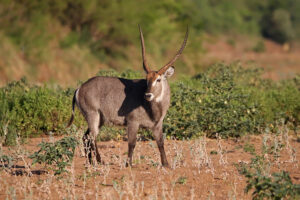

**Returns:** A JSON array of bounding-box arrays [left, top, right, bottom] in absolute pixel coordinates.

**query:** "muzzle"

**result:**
[[144, 93, 154, 101]]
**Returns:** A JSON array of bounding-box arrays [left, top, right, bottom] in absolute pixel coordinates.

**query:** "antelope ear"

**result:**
[[164, 66, 175, 78]]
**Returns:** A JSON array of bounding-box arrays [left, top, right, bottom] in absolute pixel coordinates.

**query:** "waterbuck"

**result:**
[[67, 26, 188, 167]]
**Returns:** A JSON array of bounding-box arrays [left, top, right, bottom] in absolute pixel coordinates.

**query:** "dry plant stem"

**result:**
[[262, 133, 271, 176], [112, 178, 124, 200], [37, 173, 54, 199], [3, 121, 9, 136], [171, 141, 184, 169], [68, 160, 77, 199], [16, 138, 33, 177], [101, 163, 110, 185], [190, 186, 195, 200], [53, 179, 64, 199], [154, 185, 159, 200], [24, 174, 34, 199], [207, 190, 215, 200], [190, 136, 215, 176], [282, 123, 299, 167], [124, 171, 138, 199], [111, 147, 125, 169], [216, 133, 228, 166], [273, 135, 282, 166], [6, 185, 16, 200], [77, 128, 86, 157], [95, 179, 100, 200], [82, 171, 87, 200], [228, 175, 238, 200], [1, 120, 10, 145]]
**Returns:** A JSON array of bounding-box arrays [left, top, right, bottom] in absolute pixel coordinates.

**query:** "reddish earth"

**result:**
[[203, 38, 300, 80], [0, 134, 299, 199]]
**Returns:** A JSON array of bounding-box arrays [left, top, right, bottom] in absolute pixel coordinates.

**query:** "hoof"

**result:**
[[162, 163, 170, 168], [125, 161, 132, 168], [99, 160, 105, 165], [96, 158, 103, 164]]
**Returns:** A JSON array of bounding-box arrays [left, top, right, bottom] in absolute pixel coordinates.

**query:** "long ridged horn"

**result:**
[[139, 25, 151, 73], [158, 27, 189, 75]]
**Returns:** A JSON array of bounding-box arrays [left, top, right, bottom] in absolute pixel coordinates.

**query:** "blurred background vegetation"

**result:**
[[1, 0, 300, 144], [0, 0, 300, 85]]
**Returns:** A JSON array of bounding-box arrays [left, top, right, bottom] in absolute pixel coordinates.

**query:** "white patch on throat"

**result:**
[[155, 80, 165, 102]]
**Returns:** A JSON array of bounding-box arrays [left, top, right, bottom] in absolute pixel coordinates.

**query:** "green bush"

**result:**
[[1, 65, 300, 145], [237, 146, 300, 200], [164, 64, 262, 139], [238, 156, 300, 199], [256, 78, 300, 131], [252, 40, 265, 53], [262, 9, 295, 43], [0, 153, 15, 169], [165, 63, 300, 139], [0, 78, 84, 146], [29, 136, 78, 175]]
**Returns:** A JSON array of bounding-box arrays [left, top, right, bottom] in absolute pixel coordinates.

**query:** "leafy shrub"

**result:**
[[237, 155, 300, 199], [164, 63, 300, 139], [1, 65, 300, 145], [243, 143, 256, 155], [252, 40, 265, 53], [257, 78, 300, 130], [261, 9, 295, 43], [96, 126, 125, 142], [0, 78, 84, 146], [163, 83, 201, 139], [236, 130, 300, 200], [0, 153, 15, 169], [164, 63, 262, 139], [29, 136, 78, 175]]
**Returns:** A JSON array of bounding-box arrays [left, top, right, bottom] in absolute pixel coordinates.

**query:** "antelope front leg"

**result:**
[[126, 122, 139, 167], [153, 124, 169, 167]]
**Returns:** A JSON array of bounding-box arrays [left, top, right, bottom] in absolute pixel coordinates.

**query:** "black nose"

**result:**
[[145, 93, 152, 99]]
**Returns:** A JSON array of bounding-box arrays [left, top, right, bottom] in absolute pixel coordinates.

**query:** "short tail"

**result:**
[[67, 89, 78, 128]]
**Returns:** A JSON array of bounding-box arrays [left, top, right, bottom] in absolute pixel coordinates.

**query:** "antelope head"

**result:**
[[139, 26, 189, 102]]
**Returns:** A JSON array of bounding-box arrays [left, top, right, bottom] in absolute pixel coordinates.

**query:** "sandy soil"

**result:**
[[203, 38, 300, 80], [0, 134, 299, 200]]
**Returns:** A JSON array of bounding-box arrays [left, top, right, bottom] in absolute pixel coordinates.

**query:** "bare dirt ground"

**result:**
[[0, 133, 299, 200]]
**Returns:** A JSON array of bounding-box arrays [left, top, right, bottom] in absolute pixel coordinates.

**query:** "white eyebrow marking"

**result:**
[[155, 79, 165, 102], [152, 80, 156, 87], [152, 75, 161, 87]]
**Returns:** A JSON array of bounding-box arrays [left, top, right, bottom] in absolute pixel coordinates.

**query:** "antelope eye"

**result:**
[[157, 79, 161, 82]]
